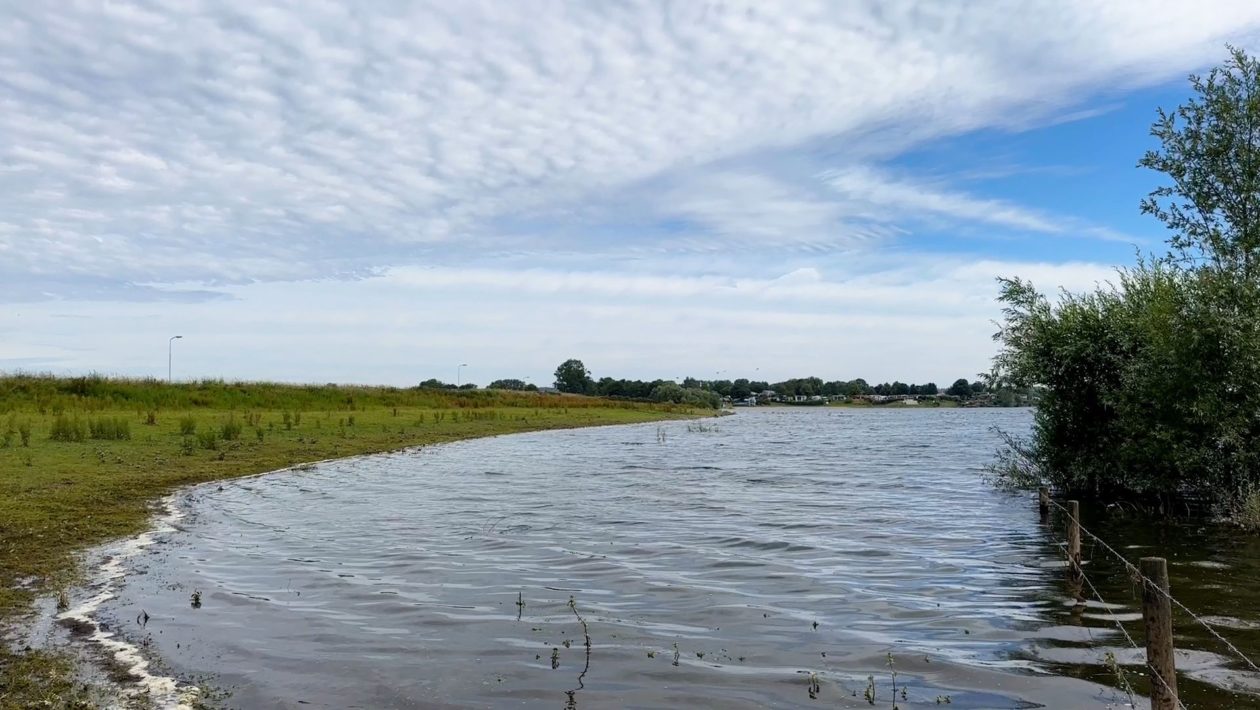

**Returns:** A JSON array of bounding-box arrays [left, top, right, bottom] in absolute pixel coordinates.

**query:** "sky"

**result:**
[[3, 1, 1260, 387]]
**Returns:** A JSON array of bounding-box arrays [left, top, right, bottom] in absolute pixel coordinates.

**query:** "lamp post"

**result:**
[[168, 335, 183, 383], [457, 363, 468, 387]]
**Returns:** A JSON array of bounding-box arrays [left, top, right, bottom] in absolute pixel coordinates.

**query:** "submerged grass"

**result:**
[[0, 374, 697, 707]]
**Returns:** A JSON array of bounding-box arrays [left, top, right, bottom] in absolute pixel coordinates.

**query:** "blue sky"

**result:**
[[3, 2, 1260, 386]]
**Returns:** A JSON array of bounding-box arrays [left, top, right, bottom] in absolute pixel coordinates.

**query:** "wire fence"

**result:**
[[1045, 496, 1260, 708]]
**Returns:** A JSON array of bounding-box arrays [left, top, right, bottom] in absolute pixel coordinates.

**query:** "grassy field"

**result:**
[[0, 375, 697, 707]]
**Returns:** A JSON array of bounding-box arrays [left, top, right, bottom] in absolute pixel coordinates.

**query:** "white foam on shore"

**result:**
[[55, 495, 200, 709]]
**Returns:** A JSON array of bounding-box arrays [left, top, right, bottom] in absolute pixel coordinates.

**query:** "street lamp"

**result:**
[[168, 335, 183, 383], [457, 363, 468, 387]]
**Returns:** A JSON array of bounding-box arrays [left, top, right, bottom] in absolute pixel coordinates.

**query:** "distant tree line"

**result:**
[[417, 378, 481, 391], [553, 359, 722, 409], [418, 360, 1004, 412]]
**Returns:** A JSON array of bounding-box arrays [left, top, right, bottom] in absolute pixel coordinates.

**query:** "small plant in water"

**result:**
[[190, 590, 202, 609], [550, 647, 560, 669], [56, 590, 69, 612]]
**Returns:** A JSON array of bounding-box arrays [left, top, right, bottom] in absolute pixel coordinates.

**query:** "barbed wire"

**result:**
[[1048, 498, 1260, 676], [1071, 553, 1179, 708]]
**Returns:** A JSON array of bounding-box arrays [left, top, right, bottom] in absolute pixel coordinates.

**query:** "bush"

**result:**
[[49, 415, 85, 442], [992, 264, 1260, 504], [179, 416, 197, 436], [88, 417, 131, 441], [18, 420, 30, 447]]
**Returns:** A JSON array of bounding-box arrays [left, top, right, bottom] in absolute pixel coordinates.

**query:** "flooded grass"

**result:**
[[0, 375, 698, 705]]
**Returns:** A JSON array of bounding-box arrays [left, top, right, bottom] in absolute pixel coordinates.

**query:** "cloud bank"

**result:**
[[3, 1, 1258, 381]]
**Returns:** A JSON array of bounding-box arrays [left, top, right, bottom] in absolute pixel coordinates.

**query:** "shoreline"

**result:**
[[1, 403, 702, 707]]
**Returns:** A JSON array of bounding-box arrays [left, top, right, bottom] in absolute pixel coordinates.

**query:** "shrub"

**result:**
[[18, 420, 31, 447], [145, 410, 157, 426], [49, 415, 85, 442], [179, 416, 197, 436]]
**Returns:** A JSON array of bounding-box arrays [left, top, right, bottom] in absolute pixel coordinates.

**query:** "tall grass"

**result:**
[[220, 416, 243, 441], [48, 415, 85, 442], [87, 417, 131, 441], [0, 373, 686, 414]]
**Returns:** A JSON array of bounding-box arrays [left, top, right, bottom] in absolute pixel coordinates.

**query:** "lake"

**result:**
[[61, 408, 1260, 708]]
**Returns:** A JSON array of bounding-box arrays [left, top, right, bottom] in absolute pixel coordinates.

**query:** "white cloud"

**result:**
[[0, 0, 1256, 290], [822, 166, 1063, 233], [2, 1, 1257, 380]]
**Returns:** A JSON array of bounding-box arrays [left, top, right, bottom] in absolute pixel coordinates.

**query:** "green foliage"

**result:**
[[994, 265, 1260, 501], [17, 420, 30, 447], [1140, 46, 1260, 277], [946, 379, 972, 398], [488, 378, 529, 390], [178, 415, 197, 436], [87, 417, 131, 441], [992, 50, 1260, 512], [48, 415, 85, 442], [554, 358, 594, 394], [648, 382, 722, 409]]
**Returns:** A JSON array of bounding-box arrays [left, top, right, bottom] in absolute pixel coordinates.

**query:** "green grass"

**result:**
[[0, 375, 697, 707]]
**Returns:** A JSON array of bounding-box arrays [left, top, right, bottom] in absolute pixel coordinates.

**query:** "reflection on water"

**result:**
[[89, 408, 1260, 708]]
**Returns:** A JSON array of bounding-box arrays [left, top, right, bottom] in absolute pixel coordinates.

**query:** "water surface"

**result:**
[[88, 408, 1260, 708]]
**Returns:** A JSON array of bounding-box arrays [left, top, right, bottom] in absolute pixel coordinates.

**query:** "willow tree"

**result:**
[[992, 49, 1260, 512], [1140, 46, 1260, 277]]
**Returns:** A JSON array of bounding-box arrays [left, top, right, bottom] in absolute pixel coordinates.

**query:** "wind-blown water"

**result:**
[[77, 408, 1260, 708]]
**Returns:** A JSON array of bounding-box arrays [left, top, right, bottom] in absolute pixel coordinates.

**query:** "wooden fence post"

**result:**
[[1066, 500, 1082, 579], [1141, 557, 1178, 710], [1038, 487, 1050, 518]]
